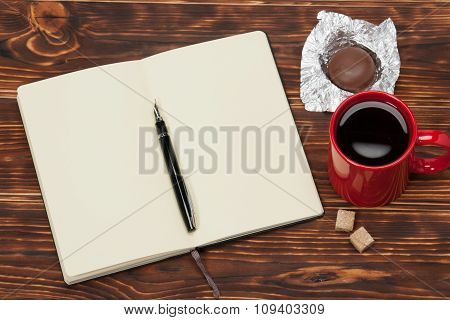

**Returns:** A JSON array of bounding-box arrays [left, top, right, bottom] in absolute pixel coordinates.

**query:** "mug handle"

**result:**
[[410, 130, 450, 174]]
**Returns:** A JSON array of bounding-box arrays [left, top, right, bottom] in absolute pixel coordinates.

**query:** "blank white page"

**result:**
[[142, 31, 323, 246], [18, 61, 196, 283]]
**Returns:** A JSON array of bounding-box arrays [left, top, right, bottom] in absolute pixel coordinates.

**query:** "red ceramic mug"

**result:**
[[329, 91, 450, 207]]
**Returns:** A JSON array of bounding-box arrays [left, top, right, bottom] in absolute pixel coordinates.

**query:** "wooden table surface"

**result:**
[[0, 0, 449, 299]]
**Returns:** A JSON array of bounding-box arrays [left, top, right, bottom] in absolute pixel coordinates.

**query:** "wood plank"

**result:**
[[0, 1, 448, 299], [0, 2, 449, 102], [54, 0, 450, 8]]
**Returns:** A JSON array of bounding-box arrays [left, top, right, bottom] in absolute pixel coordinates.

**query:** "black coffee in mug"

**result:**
[[336, 101, 409, 166]]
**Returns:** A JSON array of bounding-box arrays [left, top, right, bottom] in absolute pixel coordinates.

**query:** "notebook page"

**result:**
[[142, 31, 323, 247], [17, 60, 196, 282]]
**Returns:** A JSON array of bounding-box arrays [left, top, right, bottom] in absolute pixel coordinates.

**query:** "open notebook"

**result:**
[[17, 31, 323, 284]]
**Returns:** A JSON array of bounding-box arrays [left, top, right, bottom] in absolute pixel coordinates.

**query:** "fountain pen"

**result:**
[[153, 102, 196, 232]]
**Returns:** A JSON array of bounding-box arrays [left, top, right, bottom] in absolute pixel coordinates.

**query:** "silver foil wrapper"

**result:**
[[300, 11, 401, 112]]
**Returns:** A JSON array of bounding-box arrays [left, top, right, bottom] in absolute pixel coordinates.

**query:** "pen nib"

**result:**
[[153, 100, 162, 121]]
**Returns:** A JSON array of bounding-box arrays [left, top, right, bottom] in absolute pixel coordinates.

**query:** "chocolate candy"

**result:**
[[327, 46, 376, 92]]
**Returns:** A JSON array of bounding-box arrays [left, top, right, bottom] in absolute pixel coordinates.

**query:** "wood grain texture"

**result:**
[[0, 1, 449, 299]]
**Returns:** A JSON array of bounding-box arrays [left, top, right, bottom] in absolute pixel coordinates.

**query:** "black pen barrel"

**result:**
[[156, 120, 195, 231]]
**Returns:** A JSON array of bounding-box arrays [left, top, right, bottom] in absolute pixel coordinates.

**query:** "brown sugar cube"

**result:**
[[350, 227, 375, 253], [335, 209, 355, 232]]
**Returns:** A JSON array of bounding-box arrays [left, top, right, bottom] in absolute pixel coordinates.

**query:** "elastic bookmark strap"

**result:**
[[191, 249, 220, 299]]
